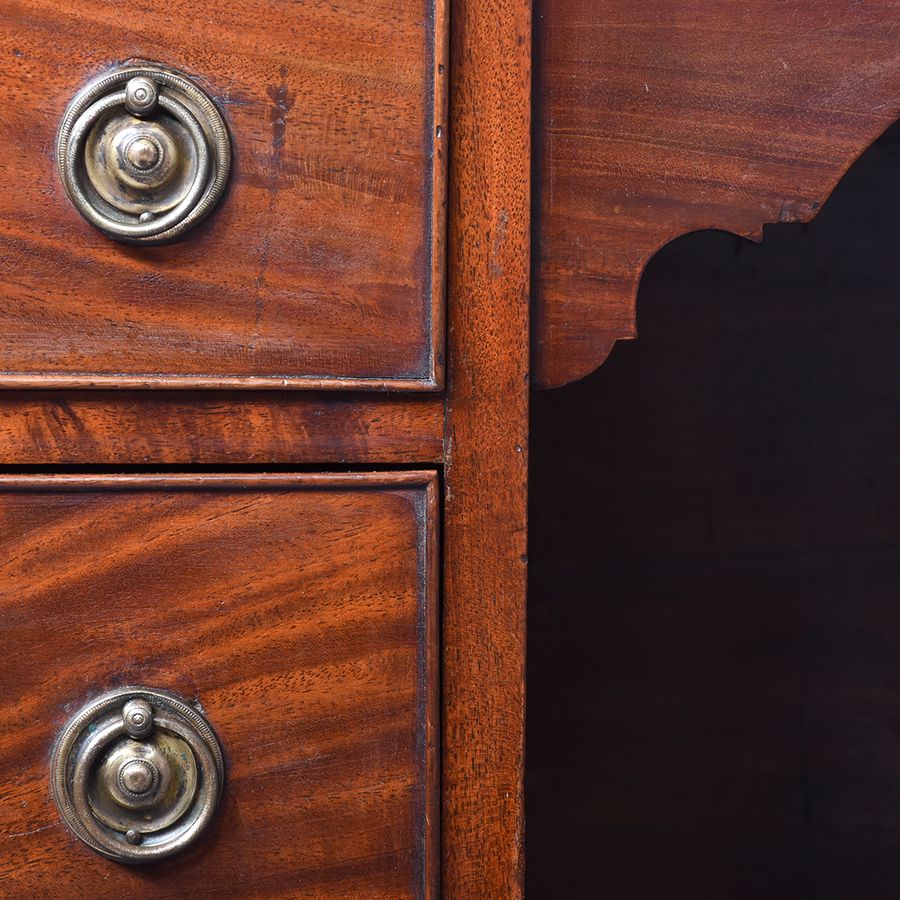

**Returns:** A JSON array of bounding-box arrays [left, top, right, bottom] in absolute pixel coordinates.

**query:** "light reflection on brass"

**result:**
[[51, 686, 224, 864], [57, 64, 231, 243]]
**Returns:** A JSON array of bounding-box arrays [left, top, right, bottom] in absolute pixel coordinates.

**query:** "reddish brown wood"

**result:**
[[0, 472, 438, 898], [0, 392, 444, 464], [533, 0, 900, 388], [442, 0, 530, 893], [0, 0, 446, 390]]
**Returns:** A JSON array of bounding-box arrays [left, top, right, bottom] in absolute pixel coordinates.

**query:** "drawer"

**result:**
[[0, 473, 438, 897], [0, 2, 446, 389]]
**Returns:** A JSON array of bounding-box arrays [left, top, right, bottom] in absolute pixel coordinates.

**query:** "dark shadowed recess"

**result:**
[[527, 122, 900, 899]]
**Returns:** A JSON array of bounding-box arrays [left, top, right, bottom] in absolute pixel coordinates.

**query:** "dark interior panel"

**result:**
[[528, 123, 900, 899]]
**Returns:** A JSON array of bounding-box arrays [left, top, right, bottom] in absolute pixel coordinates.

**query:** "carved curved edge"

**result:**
[[532, 0, 900, 389]]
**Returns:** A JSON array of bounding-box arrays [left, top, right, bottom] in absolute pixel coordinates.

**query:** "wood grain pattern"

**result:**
[[0, 0, 446, 390], [442, 0, 530, 894], [532, 0, 900, 388], [0, 472, 438, 898], [0, 392, 444, 464]]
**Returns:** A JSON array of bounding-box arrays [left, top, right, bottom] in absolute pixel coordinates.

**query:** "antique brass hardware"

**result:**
[[57, 64, 231, 243], [51, 686, 224, 863]]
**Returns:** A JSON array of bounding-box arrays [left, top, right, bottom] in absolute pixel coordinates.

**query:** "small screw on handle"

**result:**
[[124, 77, 158, 117]]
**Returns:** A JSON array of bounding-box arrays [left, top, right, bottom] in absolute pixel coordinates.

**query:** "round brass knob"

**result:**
[[51, 686, 225, 864], [57, 64, 231, 243]]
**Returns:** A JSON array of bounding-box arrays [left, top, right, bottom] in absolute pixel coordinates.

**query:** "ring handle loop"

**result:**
[[57, 65, 231, 244], [51, 686, 225, 864], [64, 90, 211, 240]]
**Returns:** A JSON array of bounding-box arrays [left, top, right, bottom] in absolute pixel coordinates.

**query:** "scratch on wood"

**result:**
[[250, 67, 296, 353], [250, 235, 271, 353], [266, 65, 295, 177], [8, 822, 60, 839]]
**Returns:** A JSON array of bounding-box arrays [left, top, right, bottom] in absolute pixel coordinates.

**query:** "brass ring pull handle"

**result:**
[[51, 686, 225, 864], [57, 64, 231, 243]]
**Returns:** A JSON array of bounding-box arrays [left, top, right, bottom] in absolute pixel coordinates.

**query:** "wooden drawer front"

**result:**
[[0, 473, 438, 898], [0, 2, 445, 390]]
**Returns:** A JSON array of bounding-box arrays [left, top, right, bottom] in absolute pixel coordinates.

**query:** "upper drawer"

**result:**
[[0, 2, 446, 390]]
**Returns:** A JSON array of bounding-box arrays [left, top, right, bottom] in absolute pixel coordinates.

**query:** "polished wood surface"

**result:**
[[532, 0, 900, 388], [0, 392, 443, 464], [0, 473, 438, 898], [0, 0, 446, 389], [442, 0, 529, 894]]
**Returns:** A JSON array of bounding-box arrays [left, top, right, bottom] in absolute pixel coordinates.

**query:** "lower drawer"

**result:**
[[0, 473, 438, 898]]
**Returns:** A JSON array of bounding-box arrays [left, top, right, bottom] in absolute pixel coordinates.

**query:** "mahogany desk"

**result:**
[[0, 0, 897, 895]]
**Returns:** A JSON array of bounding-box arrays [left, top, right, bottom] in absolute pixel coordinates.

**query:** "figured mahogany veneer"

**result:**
[[0, 473, 438, 898], [0, 392, 444, 464], [0, 0, 446, 389], [533, 0, 900, 387]]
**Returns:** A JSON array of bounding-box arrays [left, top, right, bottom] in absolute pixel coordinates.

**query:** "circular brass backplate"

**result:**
[[56, 63, 231, 244], [51, 686, 225, 864]]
